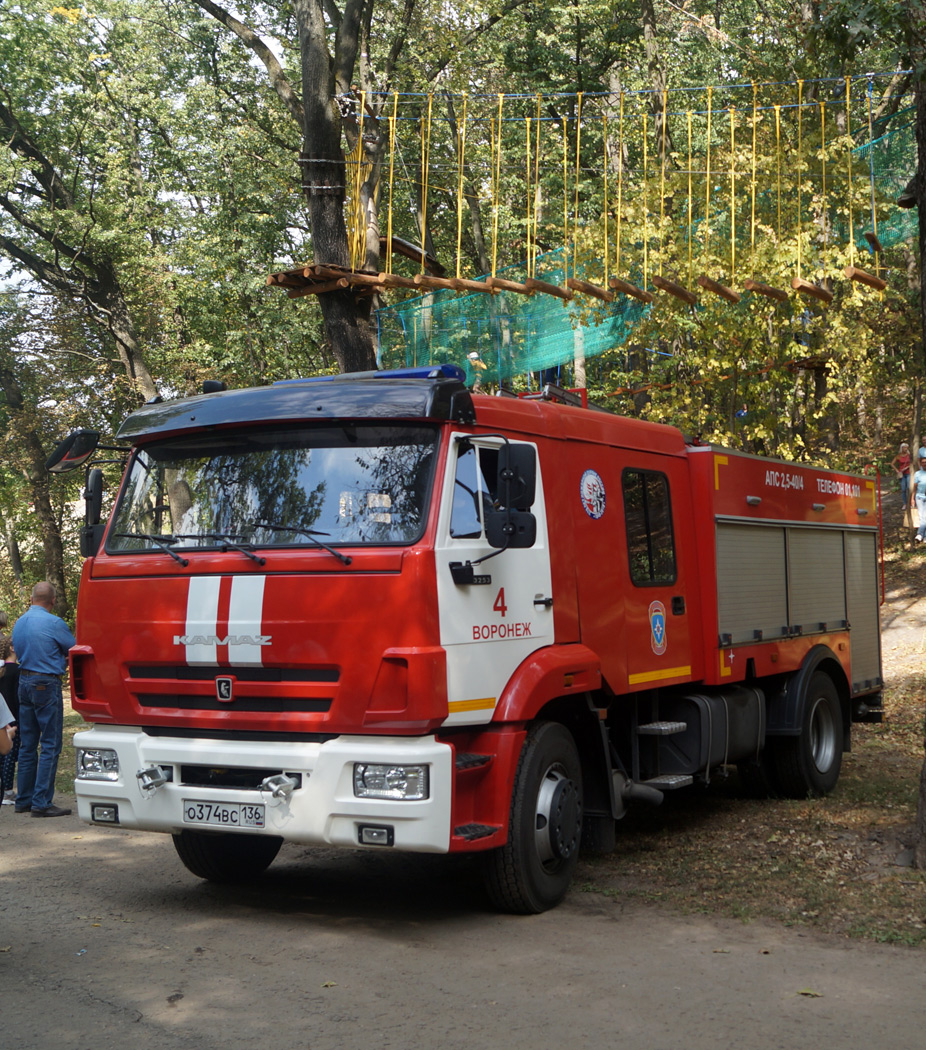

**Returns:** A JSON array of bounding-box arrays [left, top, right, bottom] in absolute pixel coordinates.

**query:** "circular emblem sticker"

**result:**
[[580, 469, 606, 519], [649, 600, 667, 656]]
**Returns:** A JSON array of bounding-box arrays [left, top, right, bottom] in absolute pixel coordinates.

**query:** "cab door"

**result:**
[[434, 434, 554, 727], [619, 461, 693, 690]]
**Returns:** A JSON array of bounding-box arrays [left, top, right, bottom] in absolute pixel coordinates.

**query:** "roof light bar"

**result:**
[[274, 364, 465, 386]]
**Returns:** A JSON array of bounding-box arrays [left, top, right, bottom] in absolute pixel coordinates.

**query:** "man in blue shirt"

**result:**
[[11, 582, 76, 817]]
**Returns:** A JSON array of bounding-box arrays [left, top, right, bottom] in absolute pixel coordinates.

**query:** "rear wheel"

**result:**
[[172, 830, 282, 883], [482, 721, 583, 914], [772, 671, 843, 797]]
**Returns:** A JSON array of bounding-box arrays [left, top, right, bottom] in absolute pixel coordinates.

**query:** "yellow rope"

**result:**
[[616, 93, 624, 276], [729, 106, 736, 282], [386, 91, 398, 276], [845, 76, 855, 266], [562, 115, 569, 276], [819, 99, 827, 279], [796, 79, 803, 278], [525, 114, 532, 279], [455, 94, 468, 280], [532, 95, 542, 278], [603, 113, 609, 286], [350, 91, 367, 271], [687, 110, 693, 285], [704, 86, 712, 265], [750, 83, 757, 277], [572, 92, 584, 280], [492, 93, 503, 278], [643, 111, 649, 288], [659, 89, 667, 278], [775, 104, 782, 272], [420, 93, 434, 275]]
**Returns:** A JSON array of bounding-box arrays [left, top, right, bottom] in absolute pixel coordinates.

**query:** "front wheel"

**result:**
[[172, 830, 283, 883], [771, 671, 843, 798], [482, 721, 583, 914]]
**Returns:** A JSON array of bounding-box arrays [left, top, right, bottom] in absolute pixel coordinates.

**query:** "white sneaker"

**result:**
[[917, 535, 923, 543], [1, 797, 13, 805]]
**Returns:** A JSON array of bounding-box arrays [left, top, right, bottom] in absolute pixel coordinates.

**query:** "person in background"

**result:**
[[892, 441, 912, 508], [0, 692, 16, 806], [467, 351, 488, 392], [10, 582, 76, 817], [911, 448, 926, 544], [0, 610, 20, 804]]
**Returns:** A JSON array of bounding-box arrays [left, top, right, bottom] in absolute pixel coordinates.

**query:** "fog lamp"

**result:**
[[353, 763, 429, 800], [91, 804, 119, 824], [358, 824, 394, 846]]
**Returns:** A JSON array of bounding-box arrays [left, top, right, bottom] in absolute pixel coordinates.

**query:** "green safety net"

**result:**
[[376, 117, 915, 387], [376, 249, 649, 386]]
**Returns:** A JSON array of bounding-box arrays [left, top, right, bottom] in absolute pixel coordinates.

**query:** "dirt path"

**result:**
[[3, 538, 925, 1049], [2, 813, 925, 1050]]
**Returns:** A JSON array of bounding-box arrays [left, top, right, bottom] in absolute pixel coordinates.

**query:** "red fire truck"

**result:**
[[50, 365, 883, 913]]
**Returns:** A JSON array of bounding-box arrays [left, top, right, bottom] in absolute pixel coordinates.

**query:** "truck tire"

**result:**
[[172, 830, 283, 883], [482, 721, 583, 914], [771, 671, 843, 798]]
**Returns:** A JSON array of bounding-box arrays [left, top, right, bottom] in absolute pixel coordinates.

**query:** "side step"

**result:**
[[641, 774, 694, 790], [637, 721, 687, 735], [454, 823, 501, 841], [455, 752, 492, 771]]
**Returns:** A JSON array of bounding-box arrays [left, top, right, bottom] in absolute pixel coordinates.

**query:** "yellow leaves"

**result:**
[[51, 7, 83, 24]]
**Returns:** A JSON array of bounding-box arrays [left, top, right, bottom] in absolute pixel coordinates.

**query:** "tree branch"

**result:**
[[0, 93, 75, 210], [189, 0, 305, 124]]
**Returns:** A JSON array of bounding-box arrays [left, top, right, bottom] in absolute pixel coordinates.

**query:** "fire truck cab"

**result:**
[[56, 365, 882, 913]]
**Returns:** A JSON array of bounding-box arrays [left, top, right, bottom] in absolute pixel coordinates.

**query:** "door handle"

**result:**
[[533, 595, 554, 608]]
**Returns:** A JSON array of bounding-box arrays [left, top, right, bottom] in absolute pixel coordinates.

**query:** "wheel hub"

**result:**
[[534, 765, 581, 865], [809, 696, 837, 773]]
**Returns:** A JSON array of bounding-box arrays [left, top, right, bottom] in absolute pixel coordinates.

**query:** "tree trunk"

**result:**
[[292, 0, 376, 373], [909, 4, 926, 866], [0, 365, 69, 616], [640, 0, 674, 161], [92, 266, 159, 402]]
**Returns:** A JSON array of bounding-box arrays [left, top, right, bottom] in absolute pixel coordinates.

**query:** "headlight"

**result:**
[[76, 748, 120, 781], [353, 763, 429, 800]]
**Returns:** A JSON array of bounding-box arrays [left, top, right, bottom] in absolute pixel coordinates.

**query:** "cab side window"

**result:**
[[622, 469, 677, 585], [449, 443, 501, 538]]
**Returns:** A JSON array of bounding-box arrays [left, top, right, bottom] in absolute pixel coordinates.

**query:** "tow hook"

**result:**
[[259, 773, 299, 800]]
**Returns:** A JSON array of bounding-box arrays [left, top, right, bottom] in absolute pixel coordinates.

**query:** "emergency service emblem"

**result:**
[[215, 676, 234, 703], [648, 600, 667, 656], [579, 469, 606, 519]]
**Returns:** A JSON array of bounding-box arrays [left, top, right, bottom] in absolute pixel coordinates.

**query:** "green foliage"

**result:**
[[0, 0, 922, 605]]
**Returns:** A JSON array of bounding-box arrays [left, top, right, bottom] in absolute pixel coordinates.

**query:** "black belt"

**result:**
[[20, 670, 62, 678]]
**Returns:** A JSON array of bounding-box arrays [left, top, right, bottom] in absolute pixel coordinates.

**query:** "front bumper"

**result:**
[[73, 726, 453, 853]]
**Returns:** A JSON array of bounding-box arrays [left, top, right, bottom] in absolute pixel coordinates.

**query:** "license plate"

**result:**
[[182, 800, 265, 829]]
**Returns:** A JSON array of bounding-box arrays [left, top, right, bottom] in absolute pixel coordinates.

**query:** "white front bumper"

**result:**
[[73, 726, 453, 853]]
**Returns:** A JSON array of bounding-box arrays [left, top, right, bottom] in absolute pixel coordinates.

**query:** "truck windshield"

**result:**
[[107, 424, 438, 553]]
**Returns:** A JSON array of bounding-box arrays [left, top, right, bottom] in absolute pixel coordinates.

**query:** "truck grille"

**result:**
[[126, 664, 337, 714]]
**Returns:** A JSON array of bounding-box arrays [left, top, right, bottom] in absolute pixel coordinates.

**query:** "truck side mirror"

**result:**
[[46, 429, 100, 473], [85, 468, 104, 525], [486, 507, 537, 549], [79, 523, 105, 558], [496, 444, 536, 510]]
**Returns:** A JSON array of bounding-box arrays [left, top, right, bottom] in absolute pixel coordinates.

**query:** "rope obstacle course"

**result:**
[[267, 74, 913, 383]]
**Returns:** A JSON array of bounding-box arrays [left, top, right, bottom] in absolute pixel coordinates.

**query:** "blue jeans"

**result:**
[[916, 494, 926, 541], [901, 473, 910, 506], [16, 673, 64, 811]]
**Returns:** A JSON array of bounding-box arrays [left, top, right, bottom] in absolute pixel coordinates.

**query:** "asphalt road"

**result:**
[[2, 809, 924, 1050]]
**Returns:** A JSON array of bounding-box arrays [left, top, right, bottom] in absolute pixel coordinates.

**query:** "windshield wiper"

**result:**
[[248, 521, 352, 566], [112, 532, 189, 566], [172, 532, 267, 566]]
